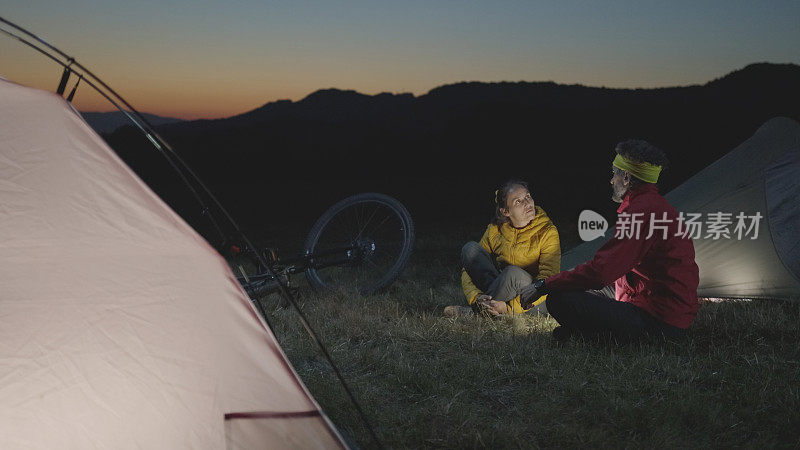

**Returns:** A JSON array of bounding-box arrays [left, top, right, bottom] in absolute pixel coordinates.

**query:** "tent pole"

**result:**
[[1, 16, 384, 448]]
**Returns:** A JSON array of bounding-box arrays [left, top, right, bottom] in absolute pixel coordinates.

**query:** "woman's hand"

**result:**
[[476, 294, 507, 316], [475, 293, 492, 304]]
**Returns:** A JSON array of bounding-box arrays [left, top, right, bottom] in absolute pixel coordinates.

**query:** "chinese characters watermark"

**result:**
[[613, 211, 762, 240]]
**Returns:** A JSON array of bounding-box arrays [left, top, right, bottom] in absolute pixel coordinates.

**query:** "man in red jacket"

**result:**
[[521, 140, 699, 343]]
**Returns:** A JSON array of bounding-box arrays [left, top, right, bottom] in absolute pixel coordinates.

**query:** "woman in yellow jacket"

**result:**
[[449, 180, 561, 316]]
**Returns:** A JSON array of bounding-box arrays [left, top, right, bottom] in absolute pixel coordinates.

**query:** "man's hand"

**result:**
[[519, 279, 548, 310]]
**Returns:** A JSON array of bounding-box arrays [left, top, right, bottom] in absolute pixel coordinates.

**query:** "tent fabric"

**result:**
[[562, 117, 800, 299], [765, 146, 800, 283], [0, 79, 345, 448]]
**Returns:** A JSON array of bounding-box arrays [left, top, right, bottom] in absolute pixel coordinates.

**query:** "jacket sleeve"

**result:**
[[536, 225, 561, 279], [545, 213, 655, 291], [461, 269, 481, 305], [461, 226, 493, 305], [508, 224, 562, 315]]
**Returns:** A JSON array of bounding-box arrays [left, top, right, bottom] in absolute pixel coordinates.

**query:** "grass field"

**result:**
[[257, 230, 800, 449]]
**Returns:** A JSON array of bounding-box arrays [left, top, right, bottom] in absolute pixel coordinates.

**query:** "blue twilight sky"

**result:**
[[2, 0, 798, 119]]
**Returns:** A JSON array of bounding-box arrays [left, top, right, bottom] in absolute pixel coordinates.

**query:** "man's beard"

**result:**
[[611, 184, 627, 203]]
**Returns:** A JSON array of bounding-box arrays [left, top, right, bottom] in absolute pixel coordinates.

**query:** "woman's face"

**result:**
[[502, 185, 536, 227]]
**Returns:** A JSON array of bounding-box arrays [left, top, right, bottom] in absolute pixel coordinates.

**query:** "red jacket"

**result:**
[[546, 184, 699, 328]]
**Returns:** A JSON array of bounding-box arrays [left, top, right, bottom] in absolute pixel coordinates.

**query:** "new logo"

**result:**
[[578, 210, 608, 242]]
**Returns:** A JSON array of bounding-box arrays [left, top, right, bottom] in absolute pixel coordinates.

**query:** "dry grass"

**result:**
[[257, 232, 800, 449]]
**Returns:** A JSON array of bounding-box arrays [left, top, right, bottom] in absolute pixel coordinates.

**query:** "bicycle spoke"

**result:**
[[355, 204, 381, 240], [365, 213, 395, 238], [304, 194, 414, 295]]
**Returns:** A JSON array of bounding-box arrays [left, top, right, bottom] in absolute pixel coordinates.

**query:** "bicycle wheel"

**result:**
[[303, 193, 415, 295]]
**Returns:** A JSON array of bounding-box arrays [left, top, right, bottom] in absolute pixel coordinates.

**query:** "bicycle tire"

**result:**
[[303, 193, 415, 295]]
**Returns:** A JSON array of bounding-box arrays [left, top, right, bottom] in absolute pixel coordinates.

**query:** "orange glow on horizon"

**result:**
[[2, 1, 798, 120], [5, 33, 745, 121]]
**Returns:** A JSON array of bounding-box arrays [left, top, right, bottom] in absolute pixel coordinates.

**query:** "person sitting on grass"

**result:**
[[519, 140, 699, 343], [444, 180, 561, 317]]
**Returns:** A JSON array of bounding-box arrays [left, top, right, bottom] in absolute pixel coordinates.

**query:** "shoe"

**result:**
[[551, 326, 573, 342], [443, 305, 474, 317]]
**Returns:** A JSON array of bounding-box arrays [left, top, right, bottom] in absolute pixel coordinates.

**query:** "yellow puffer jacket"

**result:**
[[461, 205, 561, 314]]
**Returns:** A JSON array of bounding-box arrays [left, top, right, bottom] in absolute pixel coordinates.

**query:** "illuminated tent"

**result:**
[[0, 78, 345, 448], [562, 117, 800, 299]]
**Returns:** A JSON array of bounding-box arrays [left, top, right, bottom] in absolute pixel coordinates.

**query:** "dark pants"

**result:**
[[461, 241, 547, 314], [546, 288, 686, 343]]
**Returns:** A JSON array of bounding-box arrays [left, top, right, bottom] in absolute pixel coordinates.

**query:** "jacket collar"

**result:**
[[617, 183, 658, 213], [499, 205, 550, 239]]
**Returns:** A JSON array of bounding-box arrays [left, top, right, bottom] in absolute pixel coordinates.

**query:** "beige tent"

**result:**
[[0, 79, 346, 448], [562, 117, 800, 299]]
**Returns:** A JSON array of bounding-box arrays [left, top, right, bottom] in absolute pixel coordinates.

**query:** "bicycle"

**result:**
[[0, 17, 416, 301], [226, 192, 415, 298]]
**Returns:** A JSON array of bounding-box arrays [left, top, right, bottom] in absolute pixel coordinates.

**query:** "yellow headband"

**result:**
[[612, 154, 662, 183]]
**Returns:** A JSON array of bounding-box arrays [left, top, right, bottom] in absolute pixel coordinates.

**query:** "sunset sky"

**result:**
[[2, 1, 798, 120]]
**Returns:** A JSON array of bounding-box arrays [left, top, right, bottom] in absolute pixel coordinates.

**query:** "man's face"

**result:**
[[610, 166, 630, 203]]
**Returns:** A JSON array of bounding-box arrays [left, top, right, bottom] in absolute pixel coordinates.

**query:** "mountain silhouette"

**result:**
[[82, 111, 183, 134], [104, 63, 800, 248]]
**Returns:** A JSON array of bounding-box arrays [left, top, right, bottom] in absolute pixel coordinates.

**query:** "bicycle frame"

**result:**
[[235, 242, 367, 297]]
